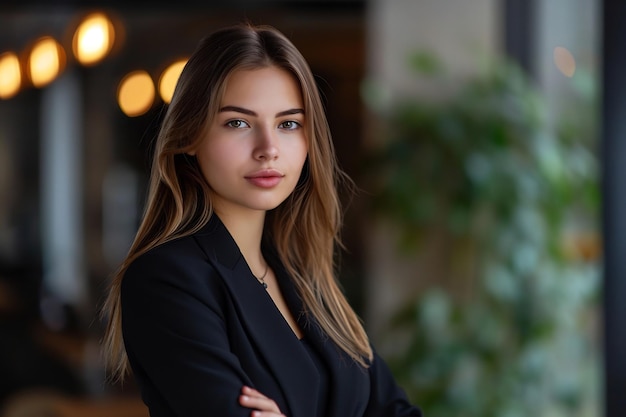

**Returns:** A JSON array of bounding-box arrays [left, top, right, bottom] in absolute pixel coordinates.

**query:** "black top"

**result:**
[[300, 337, 330, 417], [121, 214, 422, 417]]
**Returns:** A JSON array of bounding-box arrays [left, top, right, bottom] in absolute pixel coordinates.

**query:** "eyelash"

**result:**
[[225, 120, 250, 129], [278, 120, 301, 130], [224, 120, 302, 130]]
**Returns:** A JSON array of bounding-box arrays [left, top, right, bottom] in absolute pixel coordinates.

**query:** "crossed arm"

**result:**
[[121, 249, 287, 417]]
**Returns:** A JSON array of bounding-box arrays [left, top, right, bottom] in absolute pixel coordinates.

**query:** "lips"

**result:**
[[244, 169, 284, 188]]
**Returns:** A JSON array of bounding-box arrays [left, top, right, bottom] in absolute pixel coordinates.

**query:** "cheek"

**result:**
[[210, 141, 241, 162], [196, 148, 234, 186], [200, 143, 240, 170], [298, 151, 308, 171], [289, 141, 309, 170]]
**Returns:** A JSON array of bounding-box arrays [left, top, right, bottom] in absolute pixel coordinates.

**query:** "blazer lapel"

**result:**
[[271, 250, 371, 417], [302, 321, 370, 417], [193, 215, 320, 417]]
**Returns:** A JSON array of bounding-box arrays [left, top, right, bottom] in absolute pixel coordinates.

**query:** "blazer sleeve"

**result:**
[[120, 242, 252, 417], [362, 349, 423, 417]]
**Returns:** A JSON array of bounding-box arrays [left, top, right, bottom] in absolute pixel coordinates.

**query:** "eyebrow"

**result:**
[[219, 105, 304, 118]]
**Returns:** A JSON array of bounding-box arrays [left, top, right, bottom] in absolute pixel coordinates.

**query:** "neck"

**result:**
[[215, 207, 266, 268]]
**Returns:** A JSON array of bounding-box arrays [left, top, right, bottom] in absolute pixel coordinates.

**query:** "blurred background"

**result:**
[[0, 0, 621, 416]]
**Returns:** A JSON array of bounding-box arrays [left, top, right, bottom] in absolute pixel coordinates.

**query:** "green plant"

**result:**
[[364, 53, 601, 417]]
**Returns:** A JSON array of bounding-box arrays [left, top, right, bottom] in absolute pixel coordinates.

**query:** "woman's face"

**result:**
[[192, 66, 308, 218]]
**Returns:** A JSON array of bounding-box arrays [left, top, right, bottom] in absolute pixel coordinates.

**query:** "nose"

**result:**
[[253, 126, 279, 161]]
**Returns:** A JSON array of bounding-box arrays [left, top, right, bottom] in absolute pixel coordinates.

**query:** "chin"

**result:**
[[256, 197, 290, 212]]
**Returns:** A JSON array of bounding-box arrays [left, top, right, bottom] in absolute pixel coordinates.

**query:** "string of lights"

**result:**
[[0, 11, 188, 117]]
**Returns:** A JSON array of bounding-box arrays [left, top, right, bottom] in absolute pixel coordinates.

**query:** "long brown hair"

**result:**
[[102, 23, 372, 381]]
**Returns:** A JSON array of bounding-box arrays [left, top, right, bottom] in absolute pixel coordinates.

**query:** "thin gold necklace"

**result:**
[[255, 264, 269, 289]]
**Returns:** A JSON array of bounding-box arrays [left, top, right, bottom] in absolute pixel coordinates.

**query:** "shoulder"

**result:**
[[127, 235, 205, 275], [122, 234, 222, 299], [121, 216, 240, 311]]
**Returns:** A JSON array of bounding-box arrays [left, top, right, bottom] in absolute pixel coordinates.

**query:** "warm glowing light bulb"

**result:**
[[554, 46, 576, 77], [29, 37, 64, 88], [158, 59, 187, 103], [117, 70, 155, 117], [73, 13, 115, 65], [0, 52, 21, 99]]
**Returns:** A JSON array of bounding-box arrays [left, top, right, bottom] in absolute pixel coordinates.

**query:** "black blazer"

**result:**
[[121, 215, 421, 417]]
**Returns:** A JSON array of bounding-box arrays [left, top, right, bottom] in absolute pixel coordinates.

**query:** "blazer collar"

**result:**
[[264, 244, 364, 417], [193, 214, 321, 417], [261, 228, 371, 417]]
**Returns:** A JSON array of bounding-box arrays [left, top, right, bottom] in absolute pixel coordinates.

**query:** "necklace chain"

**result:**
[[255, 264, 269, 289]]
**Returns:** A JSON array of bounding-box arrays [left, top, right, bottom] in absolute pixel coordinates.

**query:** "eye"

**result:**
[[225, 119, 250, 129], [279, 120, 301, 130]]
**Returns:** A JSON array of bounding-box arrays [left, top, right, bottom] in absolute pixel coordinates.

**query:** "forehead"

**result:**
[[220, 66, 304, 110]]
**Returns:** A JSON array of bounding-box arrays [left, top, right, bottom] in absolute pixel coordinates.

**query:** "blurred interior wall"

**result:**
[[364, 0, 499, 342]]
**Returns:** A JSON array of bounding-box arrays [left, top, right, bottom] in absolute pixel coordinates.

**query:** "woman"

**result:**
[[102, 24, 422, 417]]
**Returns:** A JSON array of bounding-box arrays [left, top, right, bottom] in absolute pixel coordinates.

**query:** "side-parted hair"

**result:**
[[102, 23, 373, 381]]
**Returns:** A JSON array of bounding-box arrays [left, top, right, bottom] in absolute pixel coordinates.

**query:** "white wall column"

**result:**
[[40, 69, 86, 322]]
